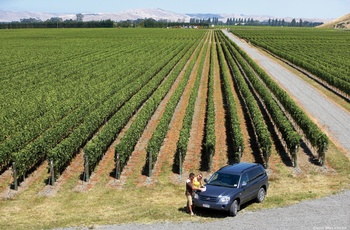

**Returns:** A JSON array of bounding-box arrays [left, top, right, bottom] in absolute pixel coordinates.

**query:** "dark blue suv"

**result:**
[[193, 162, 269, 216]]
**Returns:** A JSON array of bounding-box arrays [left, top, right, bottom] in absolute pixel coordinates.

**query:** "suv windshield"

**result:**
[[207, 172, 240, 188]]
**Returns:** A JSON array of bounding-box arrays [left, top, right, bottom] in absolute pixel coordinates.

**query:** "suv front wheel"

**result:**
[[229, 199, 239, 216], [256, 187, 266, 203]]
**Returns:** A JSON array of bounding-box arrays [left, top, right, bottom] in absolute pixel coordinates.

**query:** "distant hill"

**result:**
[[317, 13, 350, 28], [0, 10, 76, 22], [0, 8, 190, 23], [0, 8, 333, 24], [90, 8, 192, 22]]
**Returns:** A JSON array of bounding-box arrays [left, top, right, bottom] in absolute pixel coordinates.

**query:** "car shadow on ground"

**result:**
[[178, 198, 256, 218], [178, 206, 227, 218]]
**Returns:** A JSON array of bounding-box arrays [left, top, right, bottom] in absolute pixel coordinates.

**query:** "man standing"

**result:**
[[185, 172, 202, 216]]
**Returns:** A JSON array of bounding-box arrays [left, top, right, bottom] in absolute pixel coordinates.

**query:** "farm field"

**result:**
[[229, 26, 350, 97], [0, 28, 349, 230]]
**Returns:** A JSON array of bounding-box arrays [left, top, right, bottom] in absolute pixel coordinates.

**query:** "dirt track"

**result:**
[[222, 29, 350, 158]]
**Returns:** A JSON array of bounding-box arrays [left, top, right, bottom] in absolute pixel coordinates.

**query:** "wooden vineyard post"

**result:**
[[179, 151, 182, 178], [322, 142, 326, 166], [115, 153, 120, 180], [293, 145, 298, 168], [12, 162, 18, 191], [209, 149, 213, 173], [84, 154, 89, 182], [264, 147, 270, 169], [148, 151, 152, 177], [319, 142, 327, 167], [50, 159, 55, 185], [238, 146, 242, 163]]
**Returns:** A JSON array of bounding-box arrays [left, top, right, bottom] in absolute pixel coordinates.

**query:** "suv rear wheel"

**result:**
[[256, 187, 266, 203], [229, 199, 239, 216]]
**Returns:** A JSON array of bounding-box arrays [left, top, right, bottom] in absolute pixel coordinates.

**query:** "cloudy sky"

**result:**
[[1, 0, 349, 19]]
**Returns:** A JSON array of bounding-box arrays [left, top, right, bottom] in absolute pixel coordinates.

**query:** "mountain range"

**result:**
[[0, 8, 333, 23]]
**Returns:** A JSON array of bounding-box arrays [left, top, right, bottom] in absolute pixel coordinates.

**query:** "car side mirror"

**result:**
[[241, 181, 247, 187], [204, 178, 208, 183]]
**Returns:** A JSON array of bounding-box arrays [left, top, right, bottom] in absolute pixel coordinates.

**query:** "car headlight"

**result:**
[[193, 193, 199, 199], [219, 196, 230, 203]]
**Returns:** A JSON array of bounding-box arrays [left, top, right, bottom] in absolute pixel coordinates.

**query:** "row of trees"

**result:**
[[116, 18, 209, 28], [118, 17, 323, 28], [0, 15, 323, 29], [116, 17, 323, 28], [226, 18, 323, 27], [267, 18, 323, 27], [0, 18, 113, 29]]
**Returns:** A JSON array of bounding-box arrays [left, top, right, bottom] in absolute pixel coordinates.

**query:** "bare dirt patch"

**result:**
[[0, 168, 12, 195]]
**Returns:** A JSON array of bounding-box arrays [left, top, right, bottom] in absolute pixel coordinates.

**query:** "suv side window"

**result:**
[[247, 167, 264, 183], [240, 173, 249, 186]]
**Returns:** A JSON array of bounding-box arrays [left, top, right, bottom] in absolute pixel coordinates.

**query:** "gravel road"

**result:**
[[222, 29, 350, 157]]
